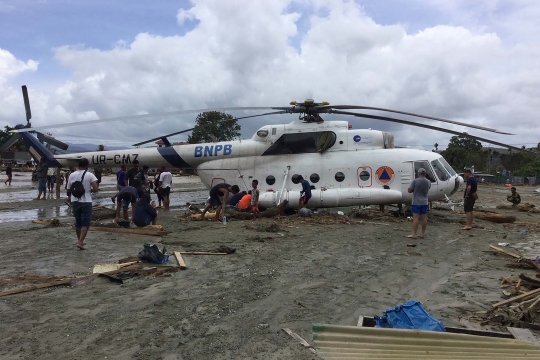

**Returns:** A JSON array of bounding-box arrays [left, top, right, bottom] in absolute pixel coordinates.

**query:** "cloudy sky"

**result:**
[[0, 0, 539, 150]]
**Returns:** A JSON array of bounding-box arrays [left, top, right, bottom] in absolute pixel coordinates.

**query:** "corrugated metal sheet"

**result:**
[[312, 323, 540, 359]]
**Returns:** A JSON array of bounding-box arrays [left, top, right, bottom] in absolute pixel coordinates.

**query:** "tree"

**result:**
[[434, 143, 439, 151], [440, 135, 485, 170], [187, 112, 241, 144], [96, 144, 106, 151]]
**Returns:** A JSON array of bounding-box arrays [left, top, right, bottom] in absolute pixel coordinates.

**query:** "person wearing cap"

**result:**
[[462, 169, 477, 230], [407, 168, 431, 239]]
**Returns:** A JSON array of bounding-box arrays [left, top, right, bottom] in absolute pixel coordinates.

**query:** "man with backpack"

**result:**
[[68, 158, 99, 250]]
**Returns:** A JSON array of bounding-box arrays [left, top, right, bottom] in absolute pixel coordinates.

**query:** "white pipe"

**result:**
[[277, 166, 290, 204]]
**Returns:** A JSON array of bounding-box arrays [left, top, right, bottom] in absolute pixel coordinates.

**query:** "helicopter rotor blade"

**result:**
[[332, 110, 527, 152], [13, 107, 278, 133], [132, 110, 288, 146], [324, 105, 513, 135]]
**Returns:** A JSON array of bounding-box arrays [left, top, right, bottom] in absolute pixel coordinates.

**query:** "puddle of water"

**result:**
[[0, 173, 208, 223]]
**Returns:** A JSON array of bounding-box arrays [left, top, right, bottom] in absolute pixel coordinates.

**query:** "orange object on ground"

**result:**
[[238, 194, 251, 210]]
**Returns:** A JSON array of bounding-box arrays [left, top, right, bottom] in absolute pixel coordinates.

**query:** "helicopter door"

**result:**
[[357, 166, 372, 187]]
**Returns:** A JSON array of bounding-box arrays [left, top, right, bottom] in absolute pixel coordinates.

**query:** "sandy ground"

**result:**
[[1, 175, 540, 360]]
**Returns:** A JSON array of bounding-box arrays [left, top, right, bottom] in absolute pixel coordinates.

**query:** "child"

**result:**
[[251, 180, 260, 214]]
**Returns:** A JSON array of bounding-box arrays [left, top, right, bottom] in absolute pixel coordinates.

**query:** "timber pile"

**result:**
[[496, 203, 538, 213], [483, 245, 540, 330], [475, 212, 516, 224], [32, 219, 61, 227], [189, 200, 289, 221]]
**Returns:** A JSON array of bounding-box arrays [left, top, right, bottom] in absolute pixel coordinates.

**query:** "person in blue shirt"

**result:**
[[297, 175, 312, 214], [116, 165, 127, 191], [133, 192, 158, 227]]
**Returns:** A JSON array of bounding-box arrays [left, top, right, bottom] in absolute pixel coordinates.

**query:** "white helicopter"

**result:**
[[10, 87, 520, 209]]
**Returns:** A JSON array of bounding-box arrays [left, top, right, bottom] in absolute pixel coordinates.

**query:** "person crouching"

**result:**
[[133, 192, 158, 227]]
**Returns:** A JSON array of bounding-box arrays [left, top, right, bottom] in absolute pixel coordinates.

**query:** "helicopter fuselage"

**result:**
[[40, 120, 462, 208]]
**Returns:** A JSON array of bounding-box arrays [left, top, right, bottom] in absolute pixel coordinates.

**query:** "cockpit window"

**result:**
[[431, 160, 450, 181], [414, 161, 437, 183], [438, 157, 457, 176], [262, 131, 336, 156]]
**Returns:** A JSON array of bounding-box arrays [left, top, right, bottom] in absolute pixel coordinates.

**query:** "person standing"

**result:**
[[125, 160, 146, 197], [68, 158, 98, 250], [4, 164, 12, 186], [47, 167, 56, 192], [297, 175, 312, 213], [94, 168, 103, 186], [142, 165, 151, 192], [251, 180, 260, 214], [116, 165, 127, 191], [462, 169, 478, 230], [200, 183, 240, 221], [64, 166, 75, 206], [35, 158, 48, 200], [507, 187, 521, 207], [154, 168, 163, 208], [407, 168, 431, 239], [158, 166, 173, 211]]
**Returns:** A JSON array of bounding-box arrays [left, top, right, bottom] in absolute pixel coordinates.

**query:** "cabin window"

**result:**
[[414, 161, 436, 183], [335, 172, 345, 182], [310, 173, 320, 183], [359, 170, 370, 181], [262, 131, 336, 156], [266, 175, 275, 185], [291, 174, 301, 184], [271, 128, 276, 135], [431, 160, 450, 181]]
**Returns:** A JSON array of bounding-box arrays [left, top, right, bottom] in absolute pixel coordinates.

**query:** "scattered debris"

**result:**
[[282, 328, 316, 354], [93, 261, 139, 274], [87, 226, 168, 237], [173, 251, 187, 270], [475, 212, 516, 224], [32, 219, 61, 227]]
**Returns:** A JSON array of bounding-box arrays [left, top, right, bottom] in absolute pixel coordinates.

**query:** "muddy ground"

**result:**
[[1, 175, 540, 359]]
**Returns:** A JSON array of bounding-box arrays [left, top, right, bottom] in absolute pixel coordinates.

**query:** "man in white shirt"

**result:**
[[158, 166, 173, 211], [67, 158, 99, 250]]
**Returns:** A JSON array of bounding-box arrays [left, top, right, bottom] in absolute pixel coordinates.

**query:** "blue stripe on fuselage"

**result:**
[[157, 147, 192, 169]]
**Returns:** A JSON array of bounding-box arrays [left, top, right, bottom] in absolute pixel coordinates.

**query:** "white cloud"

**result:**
[[1, 0, 540, 150]]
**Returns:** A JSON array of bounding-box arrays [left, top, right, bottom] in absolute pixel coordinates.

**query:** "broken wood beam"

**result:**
[[86, 226, 168, 236], [493, 288, 540, 308], [179, 252, 227, 255], [476, 212, 516, 224], [282, 328, 316, 354], [518, 273, 540, 287], [489, 245, 521, 259], [0, 278, 72, 297], [174, 251, 187, 270]]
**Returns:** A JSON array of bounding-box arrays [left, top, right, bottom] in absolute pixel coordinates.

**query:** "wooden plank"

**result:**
[[507, 327, 540, 347], [282, 328, 317, 354], [493, 288, 540, 308], [179, 252, 227, 255], [87, 226, 168, 236], [174, 251, 187, 270], [0, 279, 72, 297], [357, 316, 364, 327], [489, 245, 521, 259], [32, 220, 51, 226]]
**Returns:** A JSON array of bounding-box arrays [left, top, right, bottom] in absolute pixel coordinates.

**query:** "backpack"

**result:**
[[70, 170, 87, 199]]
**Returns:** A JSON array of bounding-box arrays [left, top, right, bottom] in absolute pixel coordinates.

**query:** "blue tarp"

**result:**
[[374, 300, 446, 332]]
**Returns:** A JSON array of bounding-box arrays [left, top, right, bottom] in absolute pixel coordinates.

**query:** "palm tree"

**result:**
[[96, 144, 106, 151], [434, 143, 439, 151]]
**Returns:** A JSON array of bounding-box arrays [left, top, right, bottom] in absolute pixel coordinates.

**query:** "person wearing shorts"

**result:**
[[4, 164, 12, 186], [35, 158, 48, 200], [407, 168, 431, 239], [462, 169, 478, 230], [297, 176, 312, 214], [201, 183, 240, 221], [67, 158, 99, 250], [113, 186, 139, 222], [64, 166, 75, 206], [158, 166, 173, 211]]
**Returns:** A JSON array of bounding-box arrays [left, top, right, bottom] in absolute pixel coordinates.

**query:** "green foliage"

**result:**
[[96, 144, 106, 151], [440, 136, 486, 171], [187, 112, 241, 144]]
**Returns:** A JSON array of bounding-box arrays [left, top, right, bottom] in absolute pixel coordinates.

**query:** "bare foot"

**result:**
[[111, 196, 115, 203], [77, 244, 85, 250], [461, 227, 472, 230], [406, 235, 417, 239]]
